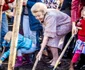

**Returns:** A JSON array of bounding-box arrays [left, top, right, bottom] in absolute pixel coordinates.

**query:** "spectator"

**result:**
[[0, 31, 37, 67], [60, 0, 72, 59], [20, 0, 43, 49], [0, 0, 14, 51], [70, 6, 85, 70], [60, 0, 72, 16], [71, 0, 85, 69], [71, 0, 85, 35], [41, 0, 59, 9]]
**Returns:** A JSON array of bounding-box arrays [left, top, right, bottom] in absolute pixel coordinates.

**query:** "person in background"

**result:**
[[71, 0, 85, 69], [0, 31, 37, 67], [31, 2, 72, 68], [0, 0, 14, 52], [69, 7, 85, 70], [71, 0, 85, 35], [60, 0, 72, 16], [60, 0, 73, 59], [20, 0, 43, 49], [41, 0, 59, 9]]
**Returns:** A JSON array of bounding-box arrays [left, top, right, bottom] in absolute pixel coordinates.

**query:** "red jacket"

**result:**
[[78, 19, 85, 36], [2, 0, 14, 11], [71, 0, 85, 22]]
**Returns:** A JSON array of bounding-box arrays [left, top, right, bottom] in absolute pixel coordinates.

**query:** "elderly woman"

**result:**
[[31, 2, 72, 67]]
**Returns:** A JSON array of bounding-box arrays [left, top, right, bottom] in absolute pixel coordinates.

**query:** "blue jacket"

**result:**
[[2, 34, 32, 49], [0, 34, 32, 61], [21, 0, 42, 31]]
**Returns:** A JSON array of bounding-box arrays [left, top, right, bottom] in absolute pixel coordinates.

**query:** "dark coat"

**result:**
[[26, 0, 42, 31], [60, 0, 72, 16]]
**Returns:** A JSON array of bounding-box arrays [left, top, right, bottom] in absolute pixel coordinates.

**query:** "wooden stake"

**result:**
[[8, 0, 23, 70], [32, 58, 39, 70], [53, 35, 74, 70]]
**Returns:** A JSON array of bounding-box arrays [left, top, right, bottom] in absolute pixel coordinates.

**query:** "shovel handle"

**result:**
[[32, 58, 39, 70]]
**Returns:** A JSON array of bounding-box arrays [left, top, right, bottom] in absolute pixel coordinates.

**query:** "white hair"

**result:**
[[4, 31, 12, 43], [31, 2, 47, 16]]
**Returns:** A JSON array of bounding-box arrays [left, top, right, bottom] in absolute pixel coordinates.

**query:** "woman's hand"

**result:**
[[36, 36, 49, 60]]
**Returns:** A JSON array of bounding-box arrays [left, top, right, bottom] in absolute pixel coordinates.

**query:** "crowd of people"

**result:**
[[0, 0, 85, 70]]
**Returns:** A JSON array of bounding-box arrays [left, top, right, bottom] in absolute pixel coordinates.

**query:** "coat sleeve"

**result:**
[[71, 0, 80, 22], [44, 15, 57, 38]]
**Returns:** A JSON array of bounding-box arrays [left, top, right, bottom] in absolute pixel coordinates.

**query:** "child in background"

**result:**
[[0, 31, 36, 67], [69, 7, 85, 70]]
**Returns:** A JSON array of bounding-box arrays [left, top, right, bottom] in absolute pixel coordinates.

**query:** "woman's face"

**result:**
[[35, 12, 44, 23]]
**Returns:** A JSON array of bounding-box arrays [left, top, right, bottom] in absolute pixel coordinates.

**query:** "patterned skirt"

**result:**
[[73, 39, 85, 54]]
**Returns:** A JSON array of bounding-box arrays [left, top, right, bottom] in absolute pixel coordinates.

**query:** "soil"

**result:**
[[0, 53, 85, 70], [0, 54, 71, 70], [0, 47, 85, 70]]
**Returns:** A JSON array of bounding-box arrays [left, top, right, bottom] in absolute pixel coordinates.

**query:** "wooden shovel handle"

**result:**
[[32, 58, 39, 70]]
